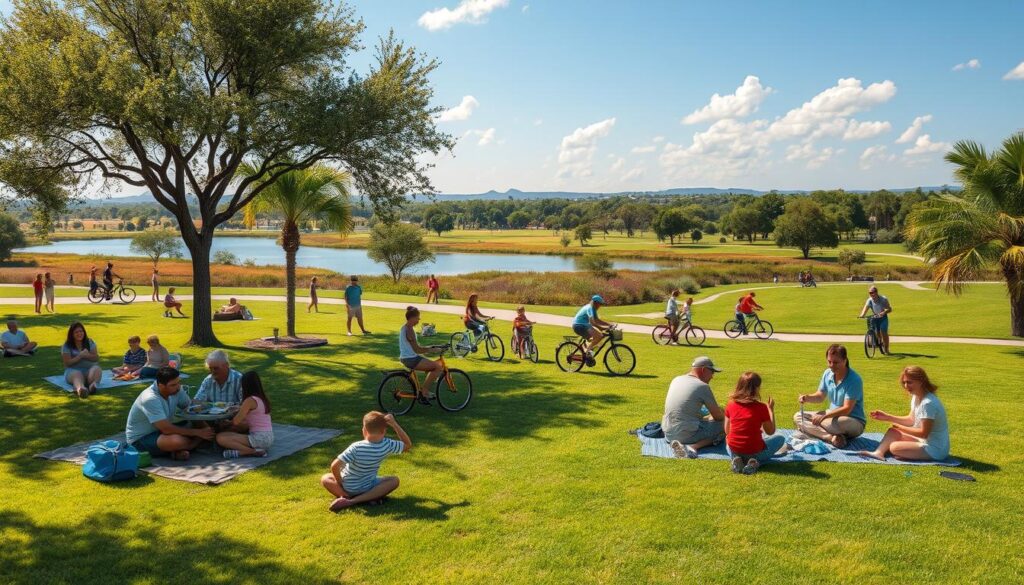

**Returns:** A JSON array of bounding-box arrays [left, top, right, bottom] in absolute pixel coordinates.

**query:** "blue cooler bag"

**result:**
[[82, 440, 139, 482]]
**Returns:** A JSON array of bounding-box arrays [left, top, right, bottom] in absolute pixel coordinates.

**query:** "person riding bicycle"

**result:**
[[858, 285, 893, 354], [399, 306, 445, 406], [512, 306, 535, 356], [737, 292, 763, 336], [89, 265, 99, 296], [573, 295, 612, 355], [102, 261, 122, 300], [463, 294, 493, 339], [665, 289, 681, 340]]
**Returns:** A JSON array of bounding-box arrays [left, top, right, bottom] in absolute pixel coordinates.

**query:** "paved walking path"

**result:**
[[3, 292, 1022, 348]]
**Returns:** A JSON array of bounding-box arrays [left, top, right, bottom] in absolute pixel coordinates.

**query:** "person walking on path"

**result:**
[[43, 272, 56, 313], [150, 269, 160, 302], [426, 274, 439, 304], [345, 276, 370, 335], [32, 274, 43, 314], [308, 276, 320, 313]]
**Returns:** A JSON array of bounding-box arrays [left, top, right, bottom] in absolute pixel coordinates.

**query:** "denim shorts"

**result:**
[[343, 476, 382, 498], [572, 324, 592, 337], [129, 422, 190, 458], [875, 315, 889, 333], [400, 356, 424, 370]]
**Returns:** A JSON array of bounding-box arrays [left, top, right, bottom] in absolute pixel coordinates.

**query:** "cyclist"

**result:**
[[665, 289, 681, 341], [512, 306, 535, 356], [102, 261, 122, 300], [399, 306, 444, 406], [572, 295, 611, 354], [89, 265, 99, 296], [463, 294, 493, 339], [736, 291, 763, 335], [858, 285, 893, 354]]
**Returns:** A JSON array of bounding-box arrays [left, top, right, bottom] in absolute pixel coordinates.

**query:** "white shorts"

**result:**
[[248, 431, 274, 450], [347, 306, 363, 318]]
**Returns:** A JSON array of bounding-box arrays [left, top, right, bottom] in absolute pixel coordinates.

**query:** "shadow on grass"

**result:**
[[759, 461, 831, 480], [953, 456, 1000, 473], [356, 495, 471, 522], [886, 352, 939, 360], [0, 510, 333, 585]]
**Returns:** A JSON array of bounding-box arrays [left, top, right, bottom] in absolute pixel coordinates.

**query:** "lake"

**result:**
[[16, 237, 669, 276]]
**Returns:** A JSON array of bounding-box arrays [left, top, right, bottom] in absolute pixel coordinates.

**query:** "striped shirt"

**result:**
[[194, 369, 243, 404], [123, 348, 147, 366], [339, 438, 404, 494]]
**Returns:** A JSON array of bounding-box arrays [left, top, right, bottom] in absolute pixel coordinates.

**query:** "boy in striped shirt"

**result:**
[[322, 411, 411, 511]]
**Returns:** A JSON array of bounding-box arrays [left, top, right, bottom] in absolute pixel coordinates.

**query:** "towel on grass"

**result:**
[[637, 428, 961, 467], [43, 370, 190, 393], [35, 423, 342, 485]]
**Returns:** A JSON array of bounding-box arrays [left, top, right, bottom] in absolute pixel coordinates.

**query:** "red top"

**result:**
[[32, 280, 43, 292], [725, 400, 771, 454], [513, 315, 530, 329], [427, 277, 438, 290], [738, 295, 757, 313]]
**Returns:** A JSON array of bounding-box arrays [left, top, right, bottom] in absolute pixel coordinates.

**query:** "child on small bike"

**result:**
[[321, 410, 411, 511], [512, 306, 535, 355]]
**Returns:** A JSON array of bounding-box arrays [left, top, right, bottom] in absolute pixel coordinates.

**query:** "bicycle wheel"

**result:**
[[377, 372, 417, 416], [484, 333, 505, 362], [87, 289, 104, 304], [684, 325, 707, 346], [724, 320, 743, 339], [527, 338, 539, 363], [449, 332, 471, 358], [555, 341, 586, 373], [652, 325, 673, 346], [604, 343, 637, 376], [119, 287, 137, 304], [436, 368, 473, 412], [753, 320, 773, 339], [864, 331, 877, 358]]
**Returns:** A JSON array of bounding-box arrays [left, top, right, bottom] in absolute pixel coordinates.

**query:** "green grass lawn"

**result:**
[[0, 299, 1021, 583]]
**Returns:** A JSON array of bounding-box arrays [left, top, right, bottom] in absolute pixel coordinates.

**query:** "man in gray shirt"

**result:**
[[663, 356, 725, 458]]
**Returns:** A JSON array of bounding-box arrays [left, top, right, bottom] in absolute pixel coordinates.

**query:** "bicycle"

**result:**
[[724, 311, 774, 339], [862, 315, 887, 358], [450, 317, 505, 362], [511, 325, 539, 363], [652, 316, 706, 346], [801, 279, 817, 288], [88, 279, 136, 304], [377, 346, 472, 415], [555, 324, 636, 376]]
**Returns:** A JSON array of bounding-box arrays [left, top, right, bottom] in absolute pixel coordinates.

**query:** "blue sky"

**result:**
[[3, 0, 1023, 194]]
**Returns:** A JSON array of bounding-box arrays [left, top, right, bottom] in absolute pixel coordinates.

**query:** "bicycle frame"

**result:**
[[400, 353, 455, 398]]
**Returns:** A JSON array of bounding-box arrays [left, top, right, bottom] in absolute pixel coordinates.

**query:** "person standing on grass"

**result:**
[[308, 276, 320, 313], [32, 274, 43, 314], [725, 371, 784, 475], [150, 268, 160, 302], [426, 274, 439, 304], [89, 265, 98, 296], [794, 344, 866, 448], [43, 272, 56, 313], [217, 371, 274, 459], [858, 366, 950, 462], [2, 320, 38, 357], [858, 285, 893, 354], [125, 366, 214, 461], [666, 356, 726, 459], [344, 275, 370, 335], [321, 410, 411, 511]]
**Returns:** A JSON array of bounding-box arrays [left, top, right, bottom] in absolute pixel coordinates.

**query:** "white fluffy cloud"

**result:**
[[843, 120, 892, 141], [896, 115, 933, 144], [682, 75, 773, 125], [621, 166, 645, 182], [419, 0, 509, 31], [767, 78, 896, 140], [609, 157, 626, 173], [1004, 61, 1024, 80], [438, 95, 480, 122], [785, 143, 842, 169], [904, 134, 950, 156], [463, 127, 496, 146], [859, 145, 896, 169], [952, 58, 981, 71], [631, 145, 656, 154], [557, 118, 616, 179]]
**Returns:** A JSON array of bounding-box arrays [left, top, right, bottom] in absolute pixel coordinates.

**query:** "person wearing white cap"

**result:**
[[665, 356, 726, 458], [571, 295, 612, 355]]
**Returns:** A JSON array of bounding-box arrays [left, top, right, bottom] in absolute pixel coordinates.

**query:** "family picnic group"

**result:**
[[660, 345, 949, 475]]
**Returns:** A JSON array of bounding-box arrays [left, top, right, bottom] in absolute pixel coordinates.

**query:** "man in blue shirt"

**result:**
[[344, 275, 370, 336], [793, 344, 866, 448], [572, 295, 612, 354], [125, 367, 213, 459]]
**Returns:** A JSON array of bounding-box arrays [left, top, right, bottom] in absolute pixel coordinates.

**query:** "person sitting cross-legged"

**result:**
[[666, 356, 726, 459], [125, 366, 214, 461], [794, 344, 866, 448], [2, 320, 37, 357], [321, 410, 411, 511]]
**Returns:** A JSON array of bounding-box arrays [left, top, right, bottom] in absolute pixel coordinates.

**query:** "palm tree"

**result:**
[[906, 132, 1024, 337], [239, 164, 354, 337]]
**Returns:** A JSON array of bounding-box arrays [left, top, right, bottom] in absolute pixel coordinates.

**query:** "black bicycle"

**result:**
[[724, 311, 774, 339], [377, 346, 472, 415], [862, 315, 887, 358], [555, 325, 636, 376], [88, 279, 136, 304]]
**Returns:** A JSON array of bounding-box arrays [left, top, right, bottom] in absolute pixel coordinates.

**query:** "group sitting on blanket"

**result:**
[[124, 350, 274, 461], [213, 298, 250, 321], [661, 344, 949, 473]]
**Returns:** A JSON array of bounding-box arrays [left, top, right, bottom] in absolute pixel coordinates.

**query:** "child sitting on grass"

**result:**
[[724, 371, 785, 475], [217, 371, 274, 458], [512, 306, 535, 355], [321, 411, 411, 512], [112, 336, 146, 378]]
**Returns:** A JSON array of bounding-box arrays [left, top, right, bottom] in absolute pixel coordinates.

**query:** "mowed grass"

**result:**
[[0, 298, 1021, 583]]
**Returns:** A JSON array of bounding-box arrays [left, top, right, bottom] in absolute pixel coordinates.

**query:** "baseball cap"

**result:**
[[691, 356, 722, 372], [591, 295, 605, 304]]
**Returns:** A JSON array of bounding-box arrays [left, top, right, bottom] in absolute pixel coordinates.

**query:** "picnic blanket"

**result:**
[[637, 428, 961, 467], [35, 423, 343, 485], [43, 370, 190, 393]]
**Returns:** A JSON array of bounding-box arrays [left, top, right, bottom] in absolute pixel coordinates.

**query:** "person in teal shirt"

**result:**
[[572, 295, 612, 353], [344, 275, 370, 336], [794, 344, 866, 448]]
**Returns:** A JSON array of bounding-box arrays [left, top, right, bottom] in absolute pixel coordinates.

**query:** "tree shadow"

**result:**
[[0, 510, 334, 584]]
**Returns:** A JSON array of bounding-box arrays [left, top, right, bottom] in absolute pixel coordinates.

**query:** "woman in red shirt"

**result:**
[[32, 273, 43, 314], [725, 371, 785, 474], [426, 275, 439, 304]]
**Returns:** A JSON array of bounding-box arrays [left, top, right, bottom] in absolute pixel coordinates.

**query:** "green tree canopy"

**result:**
[[0, 212, 27, 261], [129, 230, 184, 266], [574, 224, 592, 246], [368, 223, 434, 283], [837, 248, 866, 275], [773, 198, 839, 259], [426, 212, 456, 236]]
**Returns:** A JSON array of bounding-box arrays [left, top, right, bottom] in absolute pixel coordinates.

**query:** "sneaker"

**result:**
[[347, 332, 352, 336], [223, 450, 240, 459], [329, 497, 356, 512], [670, 441, 699, 460], [362, 330, 371, 335], [417, 395, 432, 406], [742, 459, 760, 475], [730, 456, 744, 473]]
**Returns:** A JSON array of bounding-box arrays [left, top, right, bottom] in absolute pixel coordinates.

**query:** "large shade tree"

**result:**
[[240, 164, 354, 338], [0, 0, 451, 345], [907, 133, 1024, 337]]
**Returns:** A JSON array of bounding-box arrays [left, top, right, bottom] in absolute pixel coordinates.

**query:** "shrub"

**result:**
[[243, 258, 257, 267], [578, 253, 616, 278], [874, 228, 903, 244], [677, 276, 700, 295], [213, 250, 238, 265], [559, 234, 571, 248], [719, 236, 727, 243]]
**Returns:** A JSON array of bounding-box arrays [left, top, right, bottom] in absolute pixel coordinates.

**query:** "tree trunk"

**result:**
[[182, 233, 219, 346], [282, 221, 300, 338], [1005, 265, 1024, 337], [802, 246, 810, 259]]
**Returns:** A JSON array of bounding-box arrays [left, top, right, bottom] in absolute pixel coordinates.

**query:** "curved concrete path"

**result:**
[[3, 292, 1022, 348]]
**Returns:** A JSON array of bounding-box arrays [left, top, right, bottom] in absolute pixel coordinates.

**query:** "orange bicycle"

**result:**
[[376, 346, 473, 415]]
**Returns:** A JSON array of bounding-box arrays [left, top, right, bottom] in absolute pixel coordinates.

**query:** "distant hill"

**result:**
[[415, 185, 958, 201]]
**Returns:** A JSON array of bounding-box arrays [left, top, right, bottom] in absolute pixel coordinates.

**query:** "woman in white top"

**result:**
[[399, 306, 444, 405], [665, 289, 680, 339], [858, 366, 950, 461]]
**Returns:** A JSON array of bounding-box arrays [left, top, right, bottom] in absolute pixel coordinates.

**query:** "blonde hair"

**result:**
[[363, 411, 388, 434], [901, 366, 938, 393], [516, 305, 526, 313], [146, 334, 160, 345], [728, 371, 763, 403]]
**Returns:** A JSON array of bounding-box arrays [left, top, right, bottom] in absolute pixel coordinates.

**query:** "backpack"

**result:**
[[421, 323, 436, 336], [242, 308, 254, 321], [82, 440, 139, 482], [639, 422, 664, 439]]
